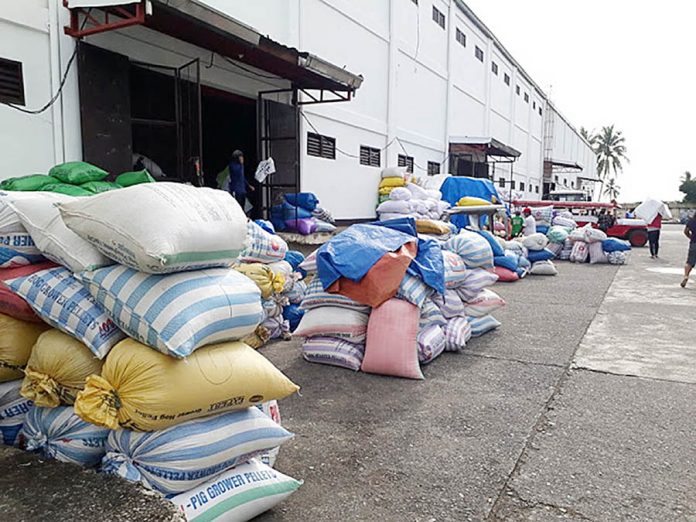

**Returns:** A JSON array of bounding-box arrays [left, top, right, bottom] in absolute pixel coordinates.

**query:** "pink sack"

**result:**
[[0, 261, 58, 322], [361, 298, 423, 380], [491, 266, 519, 282]]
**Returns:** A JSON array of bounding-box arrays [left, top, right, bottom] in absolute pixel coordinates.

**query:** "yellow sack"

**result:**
[[233, 263, 285, 299], [456, 196, 492, 207], [0, 313, 50, 382], [416, 219, 451, 235], [378, 186, 395, 196], [379, 177, 405, 189], [242, 325, 272, 349], [74, 339, 299, 431], [21, 329, 103, 407]]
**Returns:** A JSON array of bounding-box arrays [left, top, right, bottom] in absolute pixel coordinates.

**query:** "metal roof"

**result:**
[[449, 137, 521, 158]]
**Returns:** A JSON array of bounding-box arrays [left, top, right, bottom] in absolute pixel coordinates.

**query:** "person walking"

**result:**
[[681, 212, 696, 287], [522, 207, 536, 236], [228, 150, 254, 211], [647, 212, 662, 258], [511, 210, 524, 238]]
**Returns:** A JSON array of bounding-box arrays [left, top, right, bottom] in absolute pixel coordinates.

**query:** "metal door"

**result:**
[[176, 59, 203, 185]]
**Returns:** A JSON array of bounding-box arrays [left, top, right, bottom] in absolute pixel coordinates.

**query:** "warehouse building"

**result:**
[[0, 0, 597, 220]]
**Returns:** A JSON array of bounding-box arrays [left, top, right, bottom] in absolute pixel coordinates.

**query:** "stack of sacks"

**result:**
[[566, 225, 614, 265], [1, 183, 301, 518], [271, 192, 336, 235], [552, 211, 578, 230], [280, 250, 308, 333], [521, 233, 558, 275], [602, 238, 631, 265], [531, 205, 554, 235], [545, 225, 570, 258], [1, 161, 154, 196], [480, 230, 523, 282], [376, 168, 451, 227], [377, 167, 408, 203]]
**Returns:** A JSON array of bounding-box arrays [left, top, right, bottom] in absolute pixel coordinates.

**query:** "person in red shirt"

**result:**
[[647, 213, 662, 258]]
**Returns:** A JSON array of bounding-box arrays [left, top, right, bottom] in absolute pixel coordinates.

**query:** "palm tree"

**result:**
[[603, 177, 620, 200], [579, 127, 597, 147], [595, 125, 629, 181], [682, 171, 692, 183]]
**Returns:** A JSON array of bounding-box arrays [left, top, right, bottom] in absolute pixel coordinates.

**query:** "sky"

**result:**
[[464, 0, 696, 202]]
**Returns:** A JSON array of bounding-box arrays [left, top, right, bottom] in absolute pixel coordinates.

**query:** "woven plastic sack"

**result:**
[[60, 183, 248, 273], [234, 263, 285, 299], [552, 216, 577, 229], [49, 161, 108, 185], [21, 329, 104, 408], [468, 315, 501, 337], [239, 221, 288, 264], [0, 232, 44, 268], [569, 226, 591, 242], [362, 298, 422, 379], [379, 177, 406, 189], [0, 174, 56, 192], [74, 339, 299, 431], [294, 307, 369, 342], [432, 289, 465, 319], [417, 324, 446, 364], [0, 380, 32, 446], [547, 226, 570, 244], [464, 288, 506, 317], [475, 229, 505, 257], [532, 205, 554, 223], [584, 227, 608, 243], [570, 241, 589, 263], [396, 272, 434, 308], [547, 242, 563, 257], [419, 298, 447, 329], [522, 233, 549, 251], [588, 242, 609, 264], [79, 181, 121, 194], [602, 238, 631, 252], [171, 459, 302, 522], [300, 277, 370, 312], [0, 191, 31, 234], [492, 266, 519, 282], [530, 260, 558, 275], [115, 169, 155, 187], [6, 267, 125, 359], [454, 268, 499, 302], [19, 406, 109, 467], [0, 313, 50, 383], [0, 262, 57, 322], [442, 250, 468, 289], [381, 167, 407, 179], [527, 248, 555, 263], [389, 187, 412, 201], [42, 183, 93, 197], [101, 407, 294, 495], [77, 266, 263, 358], [443, 316, 472, 352], [456, 196, 491, 207], [607, 251, 627, 265], [444, 230, 494, 268], [302, 336, 365, 371], [9, 193, 112, 272]]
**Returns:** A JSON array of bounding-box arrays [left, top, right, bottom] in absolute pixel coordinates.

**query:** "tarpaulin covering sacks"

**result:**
[[101, 407, 294, 495], [59, 183, 248, 274], [361, 298, 423, 380], [0, 262, 58, 322], [301, 337, 365, 371], [19, 406, 109, 467], [170, 459, 302, 522], [0, 232, 44, 268], [602, 238, 631, 252], [468, 315, 501, 337], [0, 380, 32, 446], [21, 329, 103, 408], [300, 278, 370, 312], [293, 307, 369, 342], [440, 176, 504, 228], [417, 325, 446, 364], [7, 267, 121, 358], [74, 339, 299, 431], [76, 266, 263, 359], [239, 221, 288, 264], [443, 317, 472, 352], [0, 313, 50, 382], [9, 193, 112, 272], [444, 230, 494, 269]]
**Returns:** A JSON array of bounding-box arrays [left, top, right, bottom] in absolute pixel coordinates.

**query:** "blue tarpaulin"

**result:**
[[316, 217, 445, 295], [440, 176, 507, 229]]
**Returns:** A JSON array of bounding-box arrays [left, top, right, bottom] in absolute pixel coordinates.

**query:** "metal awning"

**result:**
[[576, 173, 601, 182], [449, 137, 521, 159], [546, 159, 583, 171], [65, 0, 363, 93]]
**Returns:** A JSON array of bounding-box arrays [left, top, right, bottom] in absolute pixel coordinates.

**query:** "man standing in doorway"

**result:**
[[522, 207, 536, 236], [647, 212, 662, 259], [681, 212, 696, 288], [228, 149, 254, 212]]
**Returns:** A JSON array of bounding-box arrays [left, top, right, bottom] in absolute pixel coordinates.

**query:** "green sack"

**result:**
[[49, 161, 108, 185], [0, 174, 56, 192], [80, 181, 121, 194], [115, 169, 155, 187], [42, 183, 93, 197]]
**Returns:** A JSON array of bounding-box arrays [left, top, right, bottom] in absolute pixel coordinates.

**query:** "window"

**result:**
[[475, 46, 484, 62], [564, 178, 568, 186], [533, 101, 536, 110], [516, 85, 520, 95], [0, 57, 25, 105], [359, 146, 381, 167], [398, 154, 414, 173], [432, 6, 445, 29], [524, 92, 529, 103], [498, 177, 506, 188], [538, 106, 543, 116], [456, 28, 466, 47], [491, 61, 498, 75], [510, 180, 516, 190], [427, 161, 440, 175], [504, 73, 510, 86], [520, 182, 525, 192], [535, 185, 539, 194], [555, 175, 559, 183], [307, 132, 336, 160]]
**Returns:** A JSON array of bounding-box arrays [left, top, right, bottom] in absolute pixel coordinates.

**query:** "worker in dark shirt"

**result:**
[[597, 209, 614, 232], [681, 213, 696, 288], [228, 150, 254, 211]]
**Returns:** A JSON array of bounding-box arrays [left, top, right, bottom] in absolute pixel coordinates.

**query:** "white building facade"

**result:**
[[0, 0, 597, 220]]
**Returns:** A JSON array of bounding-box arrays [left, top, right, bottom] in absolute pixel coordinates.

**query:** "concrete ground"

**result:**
[[1, 225, 693, 521]]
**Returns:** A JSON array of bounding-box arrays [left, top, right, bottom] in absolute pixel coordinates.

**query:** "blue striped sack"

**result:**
[[300, 277, 370, 313], [19, 405, 109, 467], [101, 407, 294, 495], [0, 232, 45, 268], [431, 289, 465, 319], [417, 324, 446, 364], [239, 221, 288, 264], [455, 268, 499, 302], [419, 298, 447, 329], [442, 250, 468, 289], [5, 267, 125, 358], [75, 266, 263, 358], [0, 380, 33, 446], [443, 316, 472, 352], [396, 273, 434, 308], [444, 230, 494, 269], [467, 315, 501, 337]]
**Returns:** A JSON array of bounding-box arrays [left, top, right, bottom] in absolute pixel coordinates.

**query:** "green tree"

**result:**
[[595, 125, 629, 181], [679, 171, 696, 203], [603, 177, 621, 200], [579, 127, 597, 147]]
